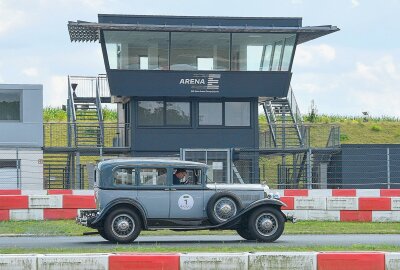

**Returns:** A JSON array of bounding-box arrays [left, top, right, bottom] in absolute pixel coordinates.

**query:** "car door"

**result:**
[[169, 167, 205, 219], [136, 167, 170, 218]]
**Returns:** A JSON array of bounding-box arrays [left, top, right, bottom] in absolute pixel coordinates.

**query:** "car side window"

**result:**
[[172, 168, 202, 185], [113, 168, 135, 186], [139, 168, 167, 186]]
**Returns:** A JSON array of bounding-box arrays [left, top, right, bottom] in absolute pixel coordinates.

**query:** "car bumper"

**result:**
[[76, 210, 99, 227]]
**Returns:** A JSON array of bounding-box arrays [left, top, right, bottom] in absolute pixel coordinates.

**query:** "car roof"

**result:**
[[98, 158, 208, 169]]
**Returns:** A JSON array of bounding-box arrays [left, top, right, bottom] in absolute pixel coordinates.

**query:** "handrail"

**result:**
[[95, 77, 104, 146]]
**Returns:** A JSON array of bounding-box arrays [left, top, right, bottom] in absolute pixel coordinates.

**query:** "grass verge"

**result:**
[[0, 220, 399, 236], [0, 245, 399, 254]]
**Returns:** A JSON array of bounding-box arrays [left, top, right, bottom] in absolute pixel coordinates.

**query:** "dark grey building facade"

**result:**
[[67, 14, 338, 184]]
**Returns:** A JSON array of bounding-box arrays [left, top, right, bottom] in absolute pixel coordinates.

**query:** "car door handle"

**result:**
[[170, 188, 177, 191], [164, 188, 169, 191]]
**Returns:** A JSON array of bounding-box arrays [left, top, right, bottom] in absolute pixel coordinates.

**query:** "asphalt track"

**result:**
[[1, 234, 400, 249]]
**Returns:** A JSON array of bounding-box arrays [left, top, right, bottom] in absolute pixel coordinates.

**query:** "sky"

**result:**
[[0, 0, 399, 117]]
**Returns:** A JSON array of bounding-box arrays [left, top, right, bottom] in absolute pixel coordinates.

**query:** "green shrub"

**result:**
[[371, 125, 382, 132], [340, 134, 349, 141]]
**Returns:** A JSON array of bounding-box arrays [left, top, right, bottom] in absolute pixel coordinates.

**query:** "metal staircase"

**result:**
[[43, 153, 73, 189], [261, 86, 305, 148], [68, 75, 106, 148]]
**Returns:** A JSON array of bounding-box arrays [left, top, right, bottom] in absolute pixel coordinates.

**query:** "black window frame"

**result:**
[[0, 90, 22, 122], [198, 101, 251, 128], [137, 100, 192, 128]]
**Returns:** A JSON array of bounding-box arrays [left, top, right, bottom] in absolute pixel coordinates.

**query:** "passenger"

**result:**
[[173, 168, 187, 185]]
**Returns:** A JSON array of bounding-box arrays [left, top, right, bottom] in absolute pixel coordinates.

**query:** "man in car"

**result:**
[[173, 168, 187, 185]]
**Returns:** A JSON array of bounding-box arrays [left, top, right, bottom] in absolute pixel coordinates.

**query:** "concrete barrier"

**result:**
[[0, 253, 399, 269], [180, 253, 248, 270], [109, 253, 180, 270], [0, 254, 37, 270], [327, 197, 358, 210], [37, 254, 109, 270], [0, 190, 399, 221], [29, 195, 62, 209], [317, 252, 385, 270], [249, 252, 317, 270], [385, 252, 400, 270]]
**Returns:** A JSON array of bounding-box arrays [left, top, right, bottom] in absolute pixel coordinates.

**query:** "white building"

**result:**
[[0, 84, 43, 189]]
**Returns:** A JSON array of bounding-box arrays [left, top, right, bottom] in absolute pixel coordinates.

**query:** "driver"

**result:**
[[173, 168, 187, 185]]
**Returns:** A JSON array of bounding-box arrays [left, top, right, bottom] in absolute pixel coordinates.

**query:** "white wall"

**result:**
[[0, 148, 43, 189], [0, 84, 43, 148]]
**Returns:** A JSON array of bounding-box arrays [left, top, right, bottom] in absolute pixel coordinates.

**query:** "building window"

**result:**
[[166, 102, 191, 126], [170, 32, 230, 71], [0, 91, 21, 121], [231, 33, 296, 71], [104, 31, 169, 70], [138, 101, 191, 127], [199, 102, 223, 126], [225, 102, 251, 126], [138, 101, 164, 126], [113, 168, 135, 186]]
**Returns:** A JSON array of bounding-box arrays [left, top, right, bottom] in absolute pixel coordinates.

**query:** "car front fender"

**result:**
[[215, 198, 287, 228], [90, 198, 148, 229]]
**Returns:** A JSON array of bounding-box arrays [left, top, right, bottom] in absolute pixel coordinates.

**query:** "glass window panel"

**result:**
[[172, 168, 202, 185], [166, 102, 190, 126], [139, 168, 167, 186], [262, 45, 273, 71], [280, 35, 296, 71], [0, 92, 21, 121], [197, 58, 214, 70], [225, 102, 250, 126], [104, 31, 169, 70], [113, 168, 135, 186], [199, 102, 222, 126], [139, 56, 149, 70], [171, 32, 230, 71], [138, 101, 164, 126], [232, 33, 294, 71], [271, 41, 283, 71]]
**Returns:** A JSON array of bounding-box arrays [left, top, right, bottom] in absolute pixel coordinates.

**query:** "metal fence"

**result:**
[[0, 147, 43, 189], [259, 123, 340, 149], [44, 122, 130, 148], [233, 146, 400, 189]]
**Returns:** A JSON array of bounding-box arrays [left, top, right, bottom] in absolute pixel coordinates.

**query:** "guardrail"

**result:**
[[43, 122, 130, 148]]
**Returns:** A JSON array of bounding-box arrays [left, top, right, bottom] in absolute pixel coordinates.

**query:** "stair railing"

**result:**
[[287, 86, 304, 147], [67, 76, 77, 147], [262, 101, 277, 147], [95, 77, 104, 147]]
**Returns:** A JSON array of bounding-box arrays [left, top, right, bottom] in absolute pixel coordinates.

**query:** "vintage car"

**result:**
[[77, 159, 294, 243]]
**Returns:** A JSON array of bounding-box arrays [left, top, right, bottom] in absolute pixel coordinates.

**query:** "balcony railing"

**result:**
[[44, 122, 130, 148], [259, 124, 340, 149]]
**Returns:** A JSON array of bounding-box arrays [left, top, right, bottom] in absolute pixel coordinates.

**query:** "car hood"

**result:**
[[206, 183, 267, 191]]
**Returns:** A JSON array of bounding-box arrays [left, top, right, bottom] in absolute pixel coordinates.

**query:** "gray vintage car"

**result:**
[[77, 159, 293, 243]]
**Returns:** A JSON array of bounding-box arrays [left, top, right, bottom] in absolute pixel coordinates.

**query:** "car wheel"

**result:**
[[247, 207, 285, 242], [104, 208, 141, 243], [207, 192, 242, 224], [236, 227, 255, 240]]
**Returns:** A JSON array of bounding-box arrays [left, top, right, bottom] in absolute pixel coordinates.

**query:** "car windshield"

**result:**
[[206, 166, 214, 183]]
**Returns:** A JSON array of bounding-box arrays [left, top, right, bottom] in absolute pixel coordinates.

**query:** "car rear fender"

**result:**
[[91, 198, 148, 229]]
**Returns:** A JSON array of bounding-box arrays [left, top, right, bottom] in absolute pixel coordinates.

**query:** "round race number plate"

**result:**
[[178, 194, 194, 210]]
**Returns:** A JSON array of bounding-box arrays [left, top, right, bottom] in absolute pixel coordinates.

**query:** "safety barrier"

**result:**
[[0, 252, 399, 269], [0, 189, 400, 221]]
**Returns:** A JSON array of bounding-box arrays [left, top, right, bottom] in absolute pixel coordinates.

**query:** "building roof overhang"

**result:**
[[67, 20, 339, 44]]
